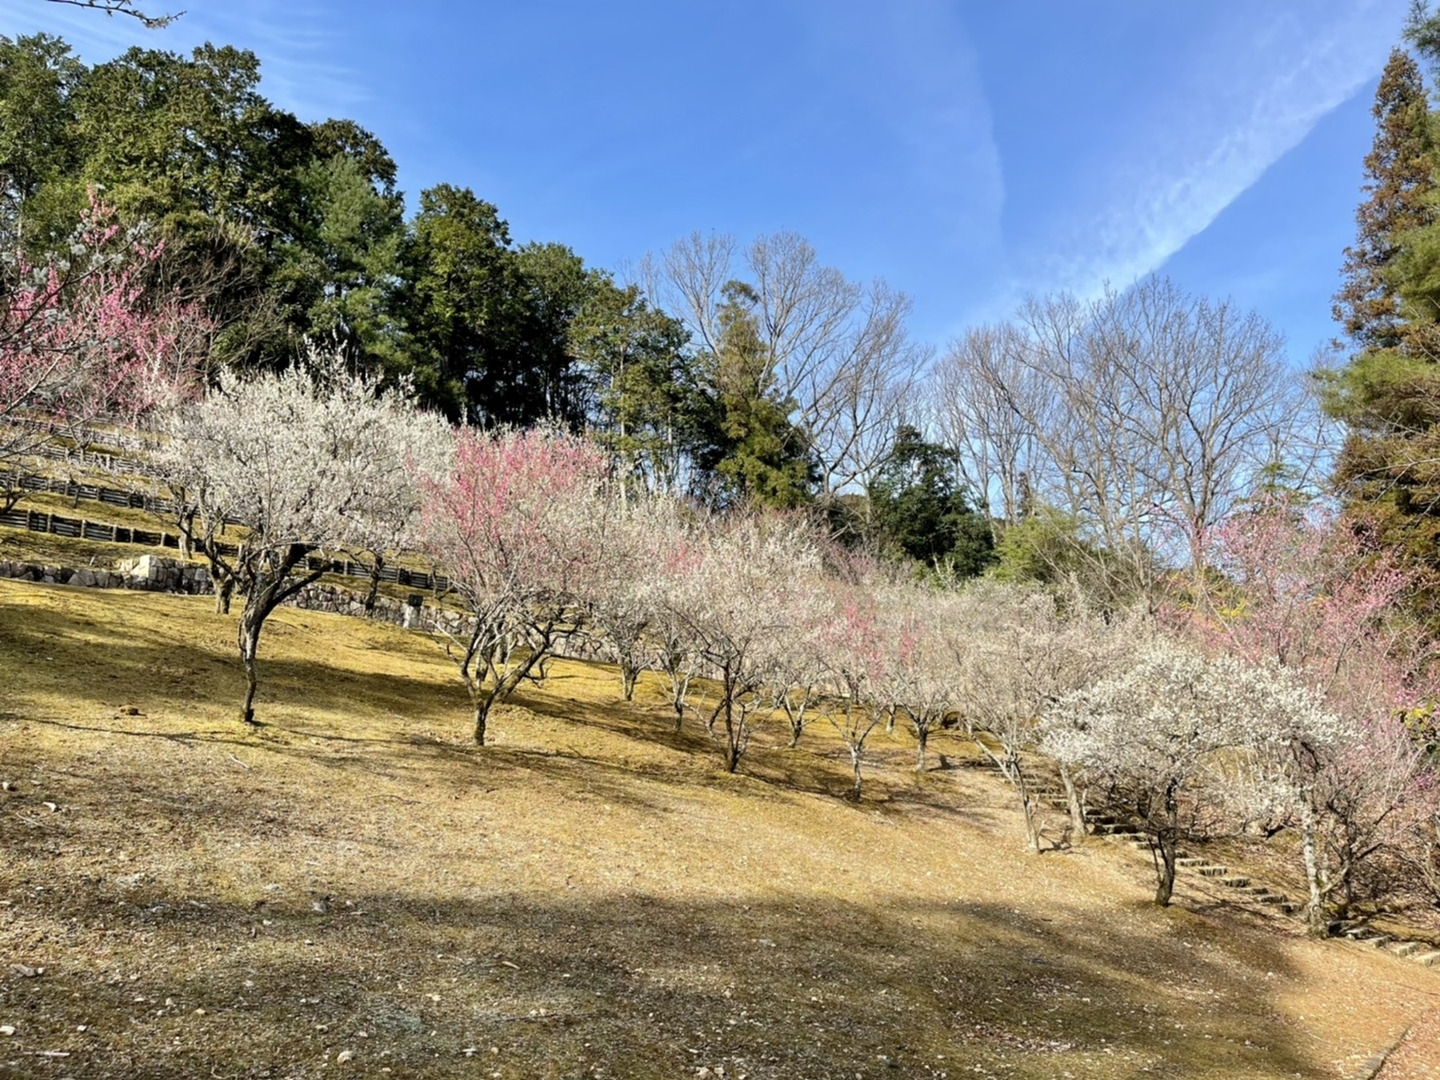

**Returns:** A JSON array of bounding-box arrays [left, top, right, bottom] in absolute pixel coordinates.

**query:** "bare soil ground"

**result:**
[[1, 580, 1438, 1079]]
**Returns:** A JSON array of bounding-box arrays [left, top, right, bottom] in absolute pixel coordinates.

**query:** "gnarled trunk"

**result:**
[[238, 609, 261, 726], [473, 695, 492, 746], [1151, 782, 1180, 906]]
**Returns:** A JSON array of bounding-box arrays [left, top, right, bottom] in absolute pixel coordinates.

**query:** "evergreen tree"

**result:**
[[1323, 33, 1440, 618], [691, 282, 815, 509], [867, 424, 994, 578], [1332, 48, 1434, 352]]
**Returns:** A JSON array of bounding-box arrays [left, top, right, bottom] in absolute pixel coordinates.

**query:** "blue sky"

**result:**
[[0, 0, 1416, 366]]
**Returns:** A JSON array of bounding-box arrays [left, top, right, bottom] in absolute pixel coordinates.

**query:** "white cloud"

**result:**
[[1036, 0, 1404, 298]]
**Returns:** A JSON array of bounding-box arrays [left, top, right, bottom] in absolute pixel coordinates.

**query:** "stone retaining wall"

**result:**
[[0, 555, 468, 634], [0, 556, 618, 664]]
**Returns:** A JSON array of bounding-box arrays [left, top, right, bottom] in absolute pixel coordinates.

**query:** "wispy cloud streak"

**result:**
[[1037, 0, 1403, 297]]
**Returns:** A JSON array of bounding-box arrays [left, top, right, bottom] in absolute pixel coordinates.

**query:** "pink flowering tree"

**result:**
[[1177, 495, 1439, 926], [1, 195, 204, 502], [816, 582, 891, 801], [419, 426, 615, 745]]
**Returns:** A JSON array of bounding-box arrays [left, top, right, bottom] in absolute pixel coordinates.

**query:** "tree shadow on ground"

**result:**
[[0, 881, 1332, 1080]]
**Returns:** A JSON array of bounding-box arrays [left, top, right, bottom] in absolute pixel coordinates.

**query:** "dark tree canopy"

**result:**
[[868, 424, 994, 578], [1332, 48, 1434, 353], [1324, 25, 1440, 622]]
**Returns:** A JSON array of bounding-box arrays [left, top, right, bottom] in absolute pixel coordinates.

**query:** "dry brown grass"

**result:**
[[1, 580, 1438, 1079]]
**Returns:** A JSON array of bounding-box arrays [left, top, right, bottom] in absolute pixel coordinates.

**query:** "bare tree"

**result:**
[[931, 322, 1051, 526], [934, 278, 1318, 600], [652, 230, 926, 505], [44, 0, 180, 28]]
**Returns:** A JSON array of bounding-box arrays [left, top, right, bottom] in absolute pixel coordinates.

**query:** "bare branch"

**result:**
[[44, 0, 182, 28]]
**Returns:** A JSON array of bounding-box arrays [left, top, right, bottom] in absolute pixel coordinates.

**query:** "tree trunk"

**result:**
[[364, 556, 383, 616], [238, 611, 260, 726], [214, 574, 235, 615], [1060, 764, 1086, 837], [720, 674, 742, 773], [231, 545, 323, 727], [1019, 776, 1041, 854], [850, 746, 864, 801], [1153, 784, 1179, 906], [915, 726, 929, 771], [473, 694, 492, 746], [1153, 830, 1177, 906], [621, 660, 639, 701], [1300, 802, 1328, 935]]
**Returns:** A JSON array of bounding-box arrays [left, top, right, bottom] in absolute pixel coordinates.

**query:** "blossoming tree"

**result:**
[[419, 425, 615, 745]]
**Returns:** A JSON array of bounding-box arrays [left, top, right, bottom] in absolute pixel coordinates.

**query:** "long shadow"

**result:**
[[508, 679, 1006, 825], [0, 882, 1336, 1080], [2, 594, 981, 823]]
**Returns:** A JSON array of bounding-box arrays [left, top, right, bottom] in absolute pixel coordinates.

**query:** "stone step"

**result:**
[[1255, 893, 1287, 906], [1217, 876, 1251, 889], [1197, 866, 1230, 878], [1356, 934, 1393, 948], [1278, 902, 1301, 916], [1390, 941, 1424, 958], [1413, 951, 1440, 967], [1175, 857, 1206, 868], [1094, 822, 1138, 835]]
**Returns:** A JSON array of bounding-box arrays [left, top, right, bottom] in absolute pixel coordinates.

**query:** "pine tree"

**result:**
[[1323, 42, 1440, 620], [1332, 48, 1434, 352]]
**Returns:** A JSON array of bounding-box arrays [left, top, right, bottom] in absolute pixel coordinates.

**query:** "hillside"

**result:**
[[0, 581, 1437, 1079]]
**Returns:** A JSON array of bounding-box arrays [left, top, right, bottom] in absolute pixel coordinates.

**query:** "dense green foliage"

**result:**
[[1324, 26, 1440, 609], [866, 425, 993, 577]]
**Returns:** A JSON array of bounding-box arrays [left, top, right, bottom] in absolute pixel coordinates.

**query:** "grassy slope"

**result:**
[[0, 581, 1436, 1080]]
